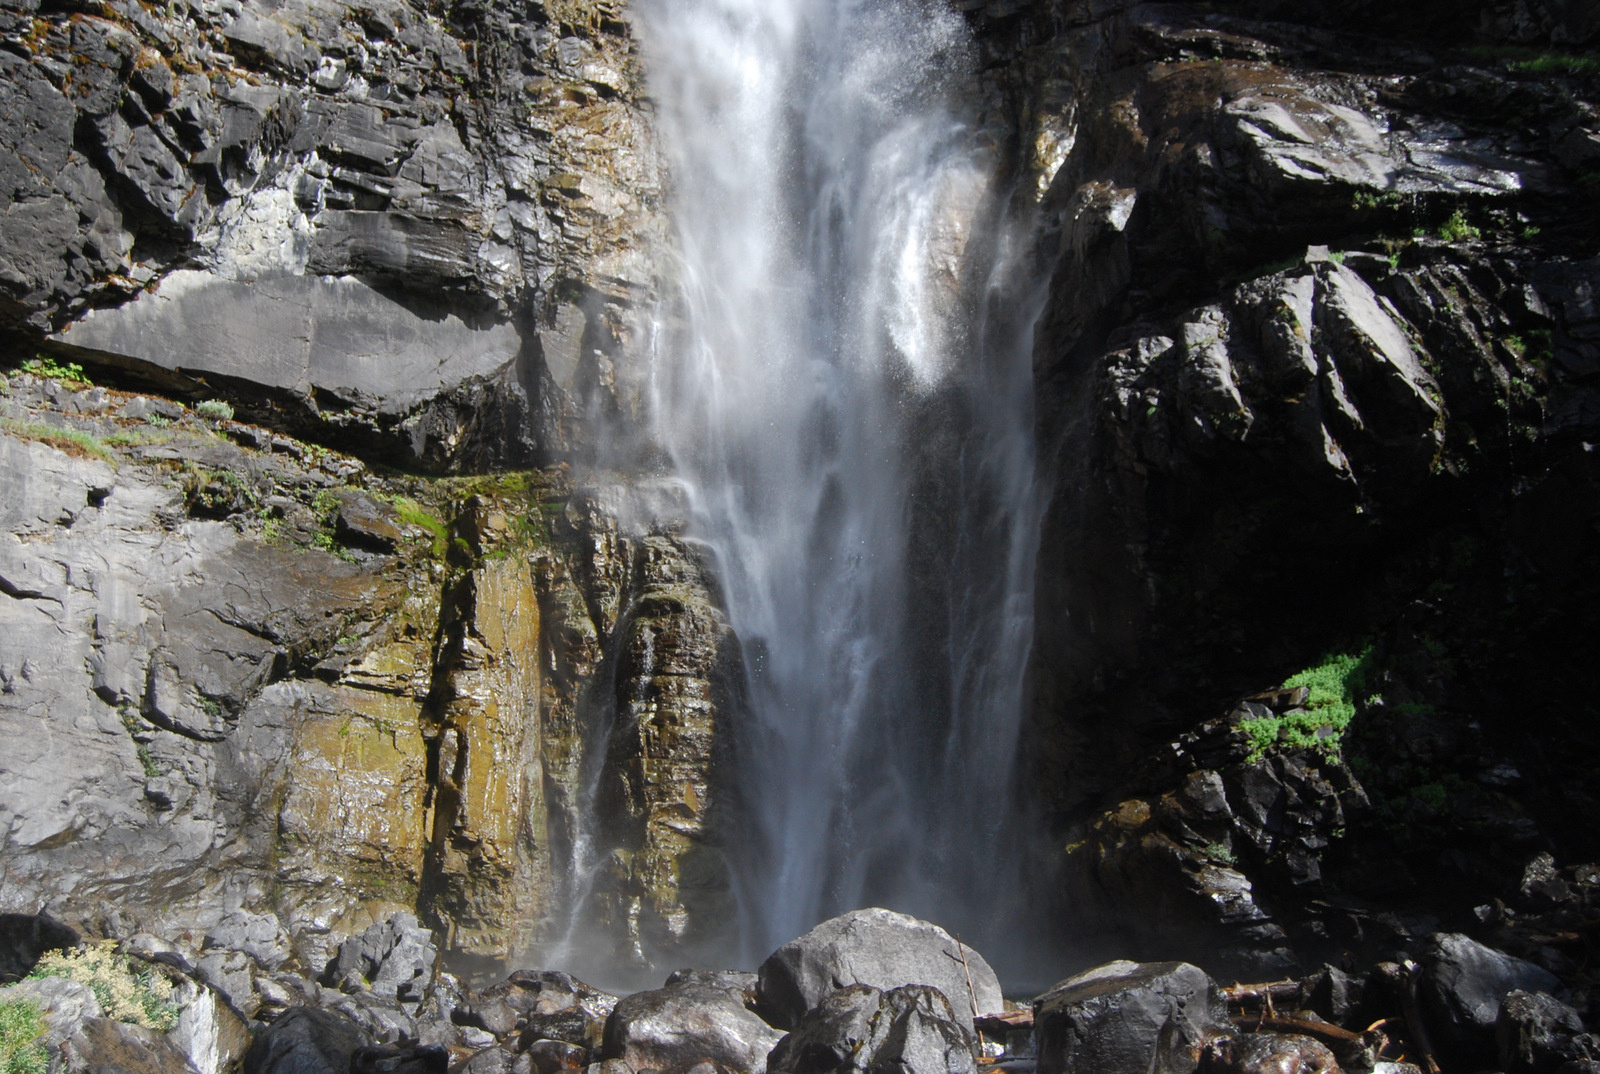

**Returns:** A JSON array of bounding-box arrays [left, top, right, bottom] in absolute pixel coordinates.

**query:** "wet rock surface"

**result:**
[[767, 984, 977, 1074], [598, 969, 784, 1074], [757, 908, 1005, 1033], [1034, 961, 1229, 1074]]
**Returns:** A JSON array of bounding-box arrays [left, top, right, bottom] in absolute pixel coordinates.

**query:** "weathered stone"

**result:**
[[757, 908, 1004, 1033], [329, 913, 437, 1001], [204, 909, 292, 971], [1420, 933, 1562, 1068], [599, 969, 784, 1074], [464, 970, 614, 1048], [1034, 961, 1228, 1074], [1497, 991, 1598, 1074], [1200, 1033, 1338, 1074], [245, 1006, 371, 1074], [767, 983, 976, 1074], [61, 1014, 198, 1074], [336, 493, 403, 552]]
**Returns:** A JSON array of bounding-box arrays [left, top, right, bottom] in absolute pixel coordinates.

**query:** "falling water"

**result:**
[[634, 0, 1046, 972]]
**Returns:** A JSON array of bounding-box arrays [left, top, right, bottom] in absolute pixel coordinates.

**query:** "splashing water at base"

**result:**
[[614, 0, 1047, 979]]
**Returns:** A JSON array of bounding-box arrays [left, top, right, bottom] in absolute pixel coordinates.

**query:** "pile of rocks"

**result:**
[[4, 906, 1598, 1074]]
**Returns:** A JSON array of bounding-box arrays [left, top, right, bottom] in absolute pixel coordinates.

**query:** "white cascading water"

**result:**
[[634, 0, 1046, 972]]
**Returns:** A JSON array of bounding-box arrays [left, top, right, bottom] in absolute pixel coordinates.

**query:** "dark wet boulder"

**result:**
[[599, 969, 783, 1074], [1497, 991, 1598, 1074], [767, 983, 975, 1074], [522, 1039, 588, 1074], [350, 1042, 449, 1074], [1034, 961, 1229, 1074], [1200, 1034, 1338, 1074], [757, 909, 1003, 1032], [1420, 933, 1561, 1067], [244, 1006, 371, 1074]]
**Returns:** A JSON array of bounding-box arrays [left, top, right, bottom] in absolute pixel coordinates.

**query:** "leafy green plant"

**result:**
[[1241, 647, 1376, 760], [1203, 842, 1236, 866], [18, 355, 91, 386], [1509, 53, 1600, 76], [1438, 210, 1481, 243], [193, 399, 234, 422], [0, 998, 48, 1074], [28, 945, 177, 1031]]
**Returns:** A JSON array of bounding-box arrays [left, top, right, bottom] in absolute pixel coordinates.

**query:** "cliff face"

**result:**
[[977, 0, 1600, 970], [4, 0, 1600, 980], [1, 0, 661, 469]]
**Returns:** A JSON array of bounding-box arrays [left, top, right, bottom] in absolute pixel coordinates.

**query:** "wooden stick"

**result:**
[[954, 936, 984, 1055], [1222, 980, 1302, 1006], [1401, 965, 1442, 1074]]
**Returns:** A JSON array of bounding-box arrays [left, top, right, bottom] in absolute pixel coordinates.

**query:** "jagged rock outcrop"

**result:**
[[1, 0, 663, 469], [0, 368, 735, 973], [973, 0, 1600, 959]]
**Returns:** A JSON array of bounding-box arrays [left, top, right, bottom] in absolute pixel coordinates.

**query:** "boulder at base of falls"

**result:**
[[597, 970, 783, 1074], [1419, 932, 1562, 1068], [244, 1006, 371, 1074], [454, 969, 614, 1049], [1498, 990, 1600, 1074], [767, 983, 976, 1074], [756, 908, 1004, 1032], [1034, 961, 1229, 1074], [1199, 1033, 1339, 1074]]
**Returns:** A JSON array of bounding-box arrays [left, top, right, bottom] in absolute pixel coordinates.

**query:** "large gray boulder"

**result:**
[[599, 970, 783, 1074], [756, 909, 1004, 1032], [1033, 961, 1228, 1074], [1420, 933, 1562, 1067], [767, 984, 976, 1074]]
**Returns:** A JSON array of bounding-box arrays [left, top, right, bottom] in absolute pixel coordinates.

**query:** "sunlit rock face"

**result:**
[[3, 0, 665, 470]]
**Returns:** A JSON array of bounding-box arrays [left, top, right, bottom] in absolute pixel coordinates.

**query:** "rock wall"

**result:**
[[976, 0, 1600, 969], [1, 0, 663, 469], [0, 370, 737, 977]]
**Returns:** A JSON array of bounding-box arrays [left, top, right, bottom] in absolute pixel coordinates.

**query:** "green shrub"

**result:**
[[18, 355, 91, 386], [194, 399, 234, 422], [1438, 210, 1481, 243], [1241, 647, 1375, 760], [28, 945, 178, 1032], [0, 998, 48, 1074], [392, 497, 449, 558]]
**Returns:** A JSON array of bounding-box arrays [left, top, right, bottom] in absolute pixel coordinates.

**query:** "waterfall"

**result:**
[[634, 0, 1046, 973]]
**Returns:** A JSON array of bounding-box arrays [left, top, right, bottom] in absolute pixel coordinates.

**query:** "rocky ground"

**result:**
[[6, 904, 1600, 1074]]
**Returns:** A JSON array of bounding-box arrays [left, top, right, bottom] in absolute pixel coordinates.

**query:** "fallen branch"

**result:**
[[1401, 965, 1442, 1074], [1222, 980, 1302, 1007], [1229, 1014, 1367, 1046], [1231, 1014, 1387, 1071]]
